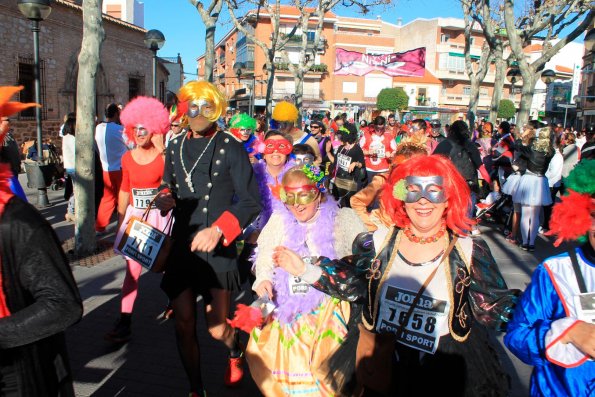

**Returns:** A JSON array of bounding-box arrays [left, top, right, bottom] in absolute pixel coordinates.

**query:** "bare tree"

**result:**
[[503, 0, 593, 127], [190, 0, 224, 82], [74, 0, 105, 255], [224, 0, 298, 120], [462, 3, 492, 128]]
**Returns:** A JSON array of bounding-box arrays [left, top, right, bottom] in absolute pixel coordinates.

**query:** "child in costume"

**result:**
[[505, 159, 595, 397], [107, 96, 171, 343], [246, 165, 366, 396]]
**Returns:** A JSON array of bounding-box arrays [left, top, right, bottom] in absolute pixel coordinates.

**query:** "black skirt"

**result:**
[[161, 239, 241, 303], [392, 324, 510, 397]]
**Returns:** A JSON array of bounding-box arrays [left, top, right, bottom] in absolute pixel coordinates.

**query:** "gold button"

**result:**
[[215, 160, 221, 165], [207, 182, 212, 188], [204, 195, 210, 200], [202, 208, 208, 213], [224, 138, 229, 143], [171, 150, 174, 155], [213, 172, 219, 177], [219, 149, 225, 154], [173, 140, 178, 144]]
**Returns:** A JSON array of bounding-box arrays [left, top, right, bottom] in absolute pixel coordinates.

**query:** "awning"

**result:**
[[448, 52, 480, 61]]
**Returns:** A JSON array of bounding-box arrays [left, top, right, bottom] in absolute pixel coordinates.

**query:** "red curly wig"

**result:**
[[381, 155, 474, 236]]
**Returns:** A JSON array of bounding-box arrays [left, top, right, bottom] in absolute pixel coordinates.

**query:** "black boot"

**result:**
[[105, 313, 132, 343]]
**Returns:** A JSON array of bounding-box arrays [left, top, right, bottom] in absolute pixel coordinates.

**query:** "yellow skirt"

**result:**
[[246, 298, 350, 397]]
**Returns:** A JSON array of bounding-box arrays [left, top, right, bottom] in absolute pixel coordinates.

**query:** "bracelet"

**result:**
[[214, 225, 223, 236]]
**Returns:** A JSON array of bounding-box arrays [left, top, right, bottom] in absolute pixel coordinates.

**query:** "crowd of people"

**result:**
[[0, 81, 593, 397]]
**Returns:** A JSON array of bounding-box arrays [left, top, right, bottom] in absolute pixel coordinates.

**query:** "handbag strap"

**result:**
[[395, 236, 458, 338], [568, 249, 587, 294], [141, 195, 175, 235]]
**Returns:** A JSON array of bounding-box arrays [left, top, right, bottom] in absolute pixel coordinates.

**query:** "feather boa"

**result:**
[[252, 160, 294, 230], [272, 197, 339, 324]]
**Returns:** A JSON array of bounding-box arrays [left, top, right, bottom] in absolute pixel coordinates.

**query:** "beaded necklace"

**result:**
[[179, 133, 215, 193], [403, 221, 446, 244]]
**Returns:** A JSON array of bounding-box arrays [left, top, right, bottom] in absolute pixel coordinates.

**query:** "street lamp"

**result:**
[[18, 0, 51, 207], [540, 69, 556, 85], [506, 67, 521, 100], [144, 29, 165, 99]]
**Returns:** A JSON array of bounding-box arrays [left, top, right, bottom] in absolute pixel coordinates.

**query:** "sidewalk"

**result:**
[[22, 173, 566, 397]]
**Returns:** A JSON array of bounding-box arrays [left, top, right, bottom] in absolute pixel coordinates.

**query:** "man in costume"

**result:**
[[0, 86, 82, 396], [505, 159, 595, 396], [155, 81, 261, 396], [271, 101, 322, 164]]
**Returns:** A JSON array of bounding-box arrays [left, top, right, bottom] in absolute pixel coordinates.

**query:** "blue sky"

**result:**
[[143, 0, 463, 75]]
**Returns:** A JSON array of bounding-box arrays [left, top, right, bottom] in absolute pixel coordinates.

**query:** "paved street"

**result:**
[[21, 173, 571, 397]]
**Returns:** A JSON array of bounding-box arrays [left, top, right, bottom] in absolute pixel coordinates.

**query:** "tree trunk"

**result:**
[[75, 0, 104, 255], [294, 72, 304, 128], [467, 77, 481, 129], [265, 60, 276, 122], [204, 22, 216, 82], [516, 74, 537, 129], [490, 52, 505, 123]]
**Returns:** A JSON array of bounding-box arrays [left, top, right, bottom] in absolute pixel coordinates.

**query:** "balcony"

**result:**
[[278, 34, 327, 52], [272, 88, 324, 101], [274, 62, 328, 73]]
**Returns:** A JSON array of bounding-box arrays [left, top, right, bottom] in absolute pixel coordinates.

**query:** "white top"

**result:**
[[62, 134, 75, 170], [545, 151, 564, 188], [95, 122, 127, 171]]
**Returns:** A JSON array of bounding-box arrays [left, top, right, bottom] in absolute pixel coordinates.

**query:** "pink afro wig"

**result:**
[[120, 96, 170, 141], [381, 154, 474, 236]]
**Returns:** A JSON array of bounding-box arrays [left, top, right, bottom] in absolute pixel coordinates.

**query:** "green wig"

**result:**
[[230, 113, 257, 131]]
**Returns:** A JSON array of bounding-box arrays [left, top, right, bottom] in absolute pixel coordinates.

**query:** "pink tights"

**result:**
[[121, 259, 143, 314]]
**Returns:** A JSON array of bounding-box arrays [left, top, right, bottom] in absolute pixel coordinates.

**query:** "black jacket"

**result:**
[[163, 130, 262, 272], [0, 197, 82, 397]]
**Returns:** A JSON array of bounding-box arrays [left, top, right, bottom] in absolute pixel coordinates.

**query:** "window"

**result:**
[[306, 31, 316, 41], [480, 88, 488, 97], [17, 56, 46, 120], [128, 76, 144, 100], [438, 53, 465, 72], [463, 86, 471, 95], [440, 33, 450, 43], [343, 82, 357, 94]]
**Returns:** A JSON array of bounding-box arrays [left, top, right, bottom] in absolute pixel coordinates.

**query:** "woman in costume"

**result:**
[[350, 132, 428, 231], [331, 123, 366, 208], [275, 155, 519, 397], [246, 165, 366, 396], [502, 124, 534, 245], [106, 96, 170, 343], [238, 130, 295, 285], [155, 81, 261, 396], [512, 127, 554, 251], [505, 159, 595, 397]]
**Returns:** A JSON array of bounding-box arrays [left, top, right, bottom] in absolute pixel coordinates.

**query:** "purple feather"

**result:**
[[272, 198, 340, 325], [252, 160, 294, 231]]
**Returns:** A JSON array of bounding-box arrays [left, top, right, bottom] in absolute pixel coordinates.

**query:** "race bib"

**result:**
[[337, 153, 352, 172], [131, 188, 158, 209], [120, 220, 167, 270], [574, 292, 595, 324], [288, 275, 310, 295], [370, 142, 386, 158], [376, 286, 449, 354]]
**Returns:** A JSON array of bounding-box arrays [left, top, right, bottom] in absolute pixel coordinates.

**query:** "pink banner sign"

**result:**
[[334, 47, 426, 77]]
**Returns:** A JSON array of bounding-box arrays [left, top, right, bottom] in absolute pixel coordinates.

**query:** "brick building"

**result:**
[[0, 0, 168, 148]]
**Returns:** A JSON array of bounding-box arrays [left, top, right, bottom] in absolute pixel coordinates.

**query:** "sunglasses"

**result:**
[[171, 124, 181, 128], [281, 185, 320, 206], [310, 125, 321, 129]]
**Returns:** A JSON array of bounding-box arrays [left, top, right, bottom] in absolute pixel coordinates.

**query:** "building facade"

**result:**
[[577, 27, 595, 129], [198, 10, 582, 124], [0, 0, 167, 147]]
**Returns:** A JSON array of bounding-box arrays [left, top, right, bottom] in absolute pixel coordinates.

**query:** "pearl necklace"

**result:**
[[179, 133, 215, 193]]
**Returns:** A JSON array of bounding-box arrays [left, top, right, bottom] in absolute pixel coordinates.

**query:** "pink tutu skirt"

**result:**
[[114, 205, 173, 260]]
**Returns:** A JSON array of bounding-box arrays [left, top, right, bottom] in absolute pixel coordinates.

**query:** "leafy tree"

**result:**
[[377, 88, 409, 112], [497, 99, 516, 120]]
